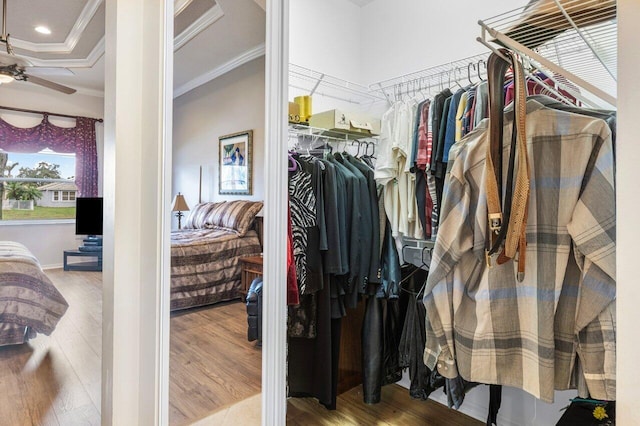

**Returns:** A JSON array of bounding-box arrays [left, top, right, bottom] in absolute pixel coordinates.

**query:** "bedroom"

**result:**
[[0, 0, 266, 424]]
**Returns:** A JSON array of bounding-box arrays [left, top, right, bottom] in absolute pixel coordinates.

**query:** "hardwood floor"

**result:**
[[288, 385, 483, 426], [0, 269, 262, 426], [0, 268, 102, 426], [0, 269, 482, 426], [169, 301, 262, 425]]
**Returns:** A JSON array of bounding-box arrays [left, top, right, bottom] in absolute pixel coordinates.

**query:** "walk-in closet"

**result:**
[[265, 0, 623, 424]]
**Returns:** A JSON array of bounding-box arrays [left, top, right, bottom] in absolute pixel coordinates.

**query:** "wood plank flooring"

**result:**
[[0, 269, 102, 426], [169, 301, 262, 425], [288, 384, 483, 426], [0, 269, 483, 425]]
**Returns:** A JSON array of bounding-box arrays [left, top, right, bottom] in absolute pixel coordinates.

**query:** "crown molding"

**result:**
[[17, 1, 221, 68], [174, 3, 224, 51], [175, 0, 194, 16], [10, 0, 103, 54], [174, 43, 265, 98], [25, 36, 105, 68]]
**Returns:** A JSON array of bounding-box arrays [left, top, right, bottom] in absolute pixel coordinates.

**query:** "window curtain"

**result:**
[[0, 113, 99, 197]]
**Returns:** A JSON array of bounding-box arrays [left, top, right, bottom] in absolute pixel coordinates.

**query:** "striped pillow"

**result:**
[[183, 202, 226, 229], [205, 200, 263, 236]]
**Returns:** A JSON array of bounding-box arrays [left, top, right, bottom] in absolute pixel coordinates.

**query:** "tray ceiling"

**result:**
[[0, 0, 265, 95]]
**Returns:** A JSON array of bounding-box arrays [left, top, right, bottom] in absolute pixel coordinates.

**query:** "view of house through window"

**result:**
[[0, 149, 77, 221]]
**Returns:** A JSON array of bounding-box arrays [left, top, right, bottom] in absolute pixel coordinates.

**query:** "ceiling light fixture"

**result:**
[[34, 26, 51, 35], [0, 73, 13, 83]]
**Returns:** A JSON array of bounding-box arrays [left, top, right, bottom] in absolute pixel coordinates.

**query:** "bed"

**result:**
[[0, 241, 69, 346], [170, 200, 263, 311]]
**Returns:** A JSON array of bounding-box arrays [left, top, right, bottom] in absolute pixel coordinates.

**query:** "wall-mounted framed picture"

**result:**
[[219, 130, 253, 195]]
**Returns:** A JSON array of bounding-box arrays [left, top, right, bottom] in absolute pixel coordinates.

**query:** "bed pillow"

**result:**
[[183, 201, 226, 229], [205, 200, 263, 236]]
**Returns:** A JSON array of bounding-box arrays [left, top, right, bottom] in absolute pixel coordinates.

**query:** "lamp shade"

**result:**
[[171, 193, 190, 212]]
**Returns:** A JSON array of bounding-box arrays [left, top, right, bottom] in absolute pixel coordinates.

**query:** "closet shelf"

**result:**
[[478, 0, 617, 107], [288, 123, 378, 144], [289, 64, 385, 105], [369, 53, 490, 103]]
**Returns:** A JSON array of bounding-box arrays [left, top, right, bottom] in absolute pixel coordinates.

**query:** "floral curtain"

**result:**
[[0, 113, 99, 196]]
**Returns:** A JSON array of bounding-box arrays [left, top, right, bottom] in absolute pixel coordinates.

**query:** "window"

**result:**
[[1, 149, 77, 221]]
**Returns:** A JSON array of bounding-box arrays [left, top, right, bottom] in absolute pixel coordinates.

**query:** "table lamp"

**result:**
[[171, 193, 190, 230]]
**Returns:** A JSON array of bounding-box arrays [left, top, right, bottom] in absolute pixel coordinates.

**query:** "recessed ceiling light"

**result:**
[[35, 26, 51, 35]]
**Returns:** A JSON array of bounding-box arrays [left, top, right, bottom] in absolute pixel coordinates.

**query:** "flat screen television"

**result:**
[[75, 197, 103, 237]]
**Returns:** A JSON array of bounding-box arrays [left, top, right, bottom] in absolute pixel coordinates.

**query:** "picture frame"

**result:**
[[219, 130, 253, 195]]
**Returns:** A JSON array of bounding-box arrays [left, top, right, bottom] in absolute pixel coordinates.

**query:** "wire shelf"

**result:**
[[289, 64, 385, 105], [478, 0, 616, 107]]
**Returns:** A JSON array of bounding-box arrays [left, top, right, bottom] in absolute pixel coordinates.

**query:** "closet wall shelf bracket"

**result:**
[[478, 21, 616, 107]]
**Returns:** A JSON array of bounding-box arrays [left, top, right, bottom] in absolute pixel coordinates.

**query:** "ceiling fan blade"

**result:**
[[25, 67, 75, 77], [24, 74, 77, 95]]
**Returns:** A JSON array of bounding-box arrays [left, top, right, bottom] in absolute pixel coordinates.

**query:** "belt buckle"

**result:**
[[485, 249, 492, 268], [488, 213, 502, 234]]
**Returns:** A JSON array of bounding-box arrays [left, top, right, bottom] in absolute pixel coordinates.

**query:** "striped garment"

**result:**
[[288, 169, 317, 295], [423, 100, 616, 403]]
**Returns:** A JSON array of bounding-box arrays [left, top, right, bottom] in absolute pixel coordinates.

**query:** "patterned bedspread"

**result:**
[[0, 241, 69, 346], [170, 228, 261, 311]]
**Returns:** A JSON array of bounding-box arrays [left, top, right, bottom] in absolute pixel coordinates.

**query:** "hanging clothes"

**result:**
[[287, 148, 395, 411], [423, 99, 616, 403]]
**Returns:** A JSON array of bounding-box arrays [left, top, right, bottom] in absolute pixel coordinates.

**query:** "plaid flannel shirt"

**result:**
[[423, 100, 616, 403]]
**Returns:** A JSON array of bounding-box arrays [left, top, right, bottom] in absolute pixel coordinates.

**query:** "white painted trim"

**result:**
[[174, 0, 194, 16], [102, 0, 172, 423], [11, 0, 103, 53], [174, 3, 224, 51], [26, 36, 105, 68], [262, 0, 288, 424], [15, 0, 217, 69], [173, 43, 265, 98], [617, 1, 640, 424]]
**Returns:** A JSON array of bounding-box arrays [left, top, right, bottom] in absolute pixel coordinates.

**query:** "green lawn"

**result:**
[[1, 206, 76, 220]]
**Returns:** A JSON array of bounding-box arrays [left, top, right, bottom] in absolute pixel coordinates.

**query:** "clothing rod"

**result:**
[[371, 53, 489, 94], [0, 105, 104, 122]]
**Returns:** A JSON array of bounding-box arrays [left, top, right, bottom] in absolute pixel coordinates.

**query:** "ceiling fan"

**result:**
[[0, 0, 76, 94]]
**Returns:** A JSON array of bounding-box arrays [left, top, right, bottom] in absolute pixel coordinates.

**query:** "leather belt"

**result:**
[[484, 49, 530, 281]]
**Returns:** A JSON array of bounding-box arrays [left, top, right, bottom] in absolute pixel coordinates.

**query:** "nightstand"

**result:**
[[240, 255, 263, 300]]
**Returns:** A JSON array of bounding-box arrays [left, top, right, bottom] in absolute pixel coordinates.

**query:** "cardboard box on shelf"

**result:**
[[309, 109, 381, 136]]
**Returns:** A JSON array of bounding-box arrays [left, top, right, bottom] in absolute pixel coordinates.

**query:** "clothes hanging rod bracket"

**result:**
[[478, 20, 616, 107]]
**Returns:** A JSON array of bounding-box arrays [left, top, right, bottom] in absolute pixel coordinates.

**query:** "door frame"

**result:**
[[262, 0, 289, 424]]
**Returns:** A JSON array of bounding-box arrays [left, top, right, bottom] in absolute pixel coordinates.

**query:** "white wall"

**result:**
[[0, 84, 104, 268], [359, 0, 530, 85], [172, 56, 265, 226], [289, 0, 362, 83]]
